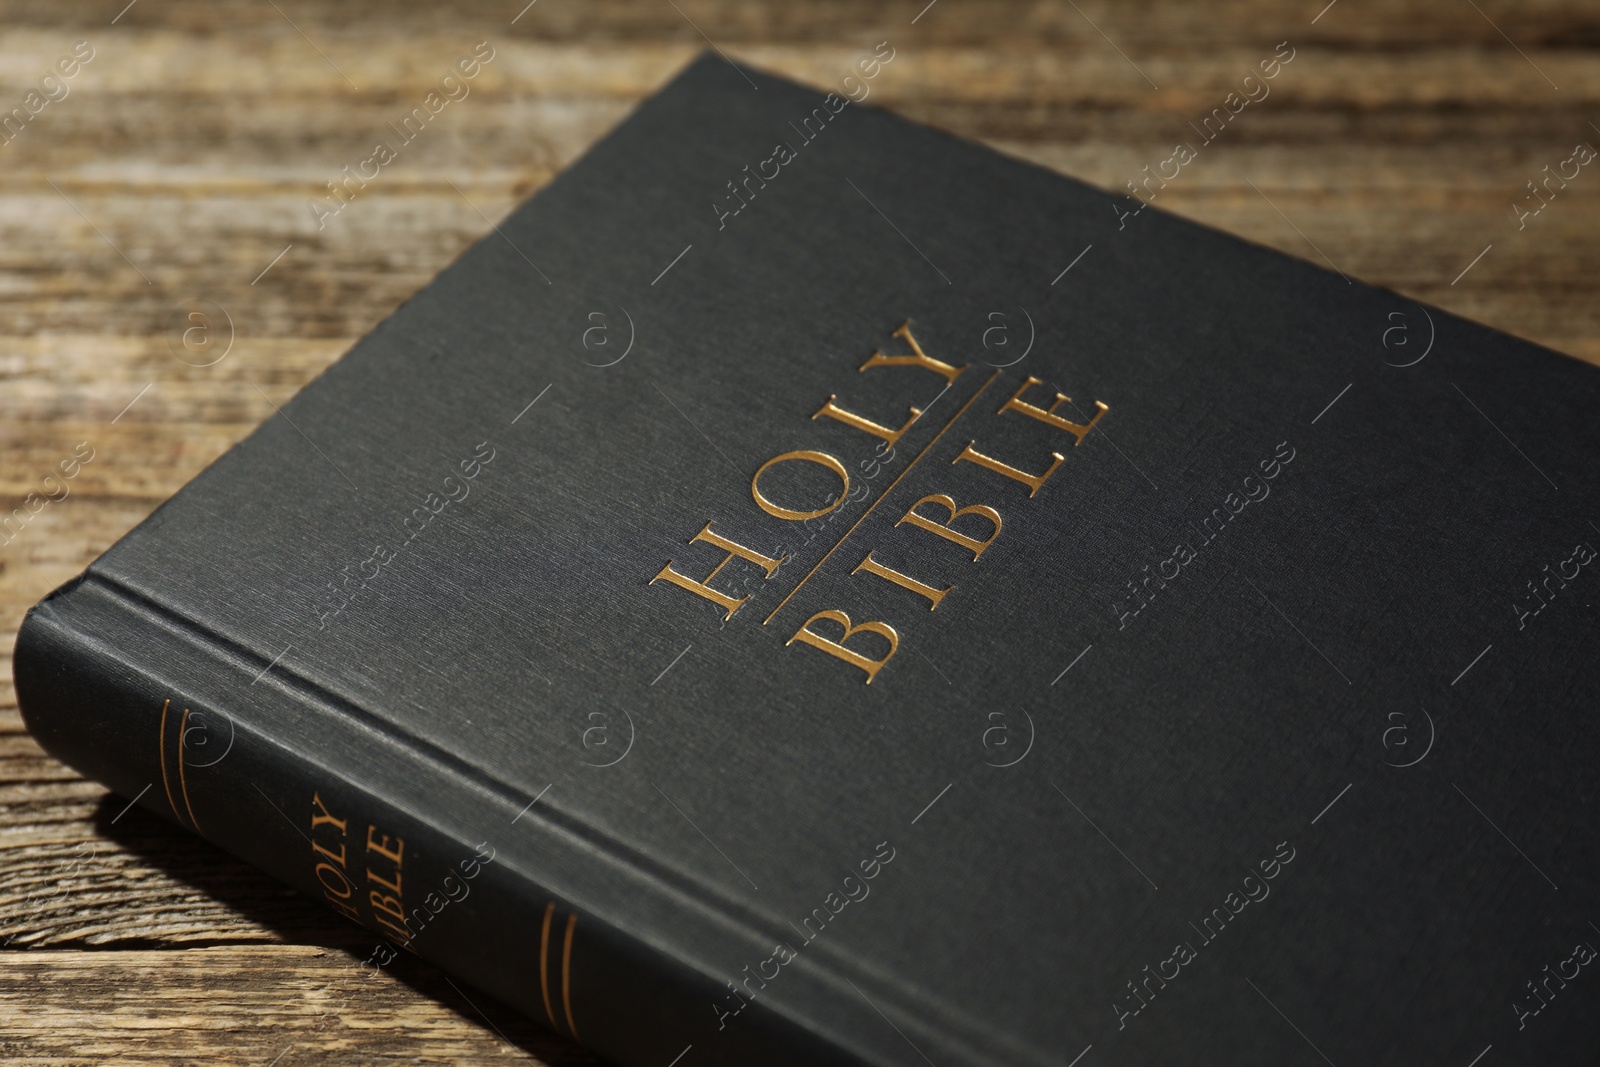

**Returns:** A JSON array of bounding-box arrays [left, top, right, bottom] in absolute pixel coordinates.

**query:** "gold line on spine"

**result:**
[[176, 707, 201, 833], [561, 912, 580, 1041], [539, 900, 558, 1031], [157, 698, 182, 822]]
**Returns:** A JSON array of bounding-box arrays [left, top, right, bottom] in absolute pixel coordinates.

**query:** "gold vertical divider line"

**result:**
[[762, 369, 1004, 626], [561, 913, 580, 1041], [176, 707, 201, 833], [157, 698, 182, 822], [538, 901, 558, 1030]]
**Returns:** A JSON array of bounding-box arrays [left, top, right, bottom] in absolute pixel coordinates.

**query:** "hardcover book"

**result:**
[[16, 52, 1600, 1066]]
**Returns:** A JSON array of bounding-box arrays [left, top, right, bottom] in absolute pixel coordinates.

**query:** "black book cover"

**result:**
[[15, 52, 1600, 1066]]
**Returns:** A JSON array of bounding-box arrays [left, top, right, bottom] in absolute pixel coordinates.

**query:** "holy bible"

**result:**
[[16, 53, 1600, 1066]]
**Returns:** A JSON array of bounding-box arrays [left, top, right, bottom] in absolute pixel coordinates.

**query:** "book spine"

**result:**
[[13, 580, 865, 1067]]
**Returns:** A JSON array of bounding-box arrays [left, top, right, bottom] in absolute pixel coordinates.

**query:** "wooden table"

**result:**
[[2, 2, 1595, 1063]]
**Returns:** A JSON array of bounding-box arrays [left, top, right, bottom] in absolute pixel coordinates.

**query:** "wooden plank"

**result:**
[[0, 945, 594, 1066]]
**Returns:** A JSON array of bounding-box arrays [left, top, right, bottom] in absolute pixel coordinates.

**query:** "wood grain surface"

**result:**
[[2, 1, 1597, 1063]]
